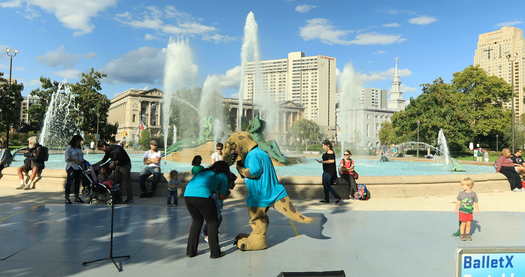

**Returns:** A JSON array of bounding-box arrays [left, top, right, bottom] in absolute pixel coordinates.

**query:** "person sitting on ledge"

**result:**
[[139, 139, 162, 198], [511, 149, 525, 177], [495, 148, 523, 192], [16, 136, 46, 190]]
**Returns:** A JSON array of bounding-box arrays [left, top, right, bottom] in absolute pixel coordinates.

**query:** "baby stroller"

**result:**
[[81, 161, 122, 205]]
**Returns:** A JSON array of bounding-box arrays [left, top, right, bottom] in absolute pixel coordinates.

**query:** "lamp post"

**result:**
[[506, 53, 518, 153], [496, 134, 499, 152], [416, 120, 420, 158], [4, 48, 19, 148]]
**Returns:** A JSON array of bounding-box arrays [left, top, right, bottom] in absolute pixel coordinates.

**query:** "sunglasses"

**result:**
[[344, 153, 350, 155]]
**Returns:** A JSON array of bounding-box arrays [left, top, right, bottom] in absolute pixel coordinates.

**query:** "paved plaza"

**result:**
[[0, 194, 524, 277]]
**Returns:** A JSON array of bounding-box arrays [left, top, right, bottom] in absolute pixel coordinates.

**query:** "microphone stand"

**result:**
[[82, 165, 130, 272]]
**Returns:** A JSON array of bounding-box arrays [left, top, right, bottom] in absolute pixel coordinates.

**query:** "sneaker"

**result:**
[[204, 236, 209, 243], [465, 234, 472, 241], [452, 230, 461, 237], [335, 198, 342, 204], [513, 188, 521, 192], [16, 184, 25, 190], [74, 197, 85, 203], [319, 200, 329, 203], [460, 234, 467, 241]]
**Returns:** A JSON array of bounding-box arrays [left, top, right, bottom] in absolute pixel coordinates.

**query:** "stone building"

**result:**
[[107, 88, 163, 143]]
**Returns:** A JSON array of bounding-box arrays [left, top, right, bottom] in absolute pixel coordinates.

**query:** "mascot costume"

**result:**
[[223, 132, 313, 251]]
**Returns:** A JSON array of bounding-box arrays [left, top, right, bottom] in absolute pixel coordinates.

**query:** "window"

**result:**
[[132, 114, 136, 122]]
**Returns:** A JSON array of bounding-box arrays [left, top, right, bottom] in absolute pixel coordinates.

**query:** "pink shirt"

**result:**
[[495, 156, 514, 172]]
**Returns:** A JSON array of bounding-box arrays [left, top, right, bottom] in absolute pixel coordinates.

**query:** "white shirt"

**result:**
[[144, 150, 162, 167], [65, 146, 84, 170], [211, 152, 223, 163]]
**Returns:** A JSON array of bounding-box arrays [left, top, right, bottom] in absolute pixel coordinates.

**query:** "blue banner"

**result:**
[[459, 252, 525, 277]]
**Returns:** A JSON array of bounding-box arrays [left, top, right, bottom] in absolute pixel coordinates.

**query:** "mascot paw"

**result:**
[[233, 233, 249, 247], [302, 216, 314, 224]]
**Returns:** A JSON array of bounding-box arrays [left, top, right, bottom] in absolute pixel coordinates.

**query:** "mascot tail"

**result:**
[[273, 197, 313, 223]]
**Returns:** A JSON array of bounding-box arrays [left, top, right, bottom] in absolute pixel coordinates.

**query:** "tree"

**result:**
[[28, 77, 61, 130], [138, 129, 151, 150], [378, 121, 398, 145], [0, 73, 24, 147], [390, 66, 512, 153], [290, 119, 323, 151], [70, 68, 116, 140]]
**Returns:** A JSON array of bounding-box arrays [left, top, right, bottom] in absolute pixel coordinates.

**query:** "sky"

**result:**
[[0, 0, 524, 99]]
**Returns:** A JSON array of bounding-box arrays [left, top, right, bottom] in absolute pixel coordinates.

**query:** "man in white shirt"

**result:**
[[211, 142, 224, 163], [139, 140, 162, 197]]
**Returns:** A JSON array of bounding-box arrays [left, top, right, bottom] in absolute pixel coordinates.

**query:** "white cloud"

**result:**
[[54, 69, 81, 79], [400, 84, 416, 92], [374, 50, 386, 54], [37, 46, 95, 68], [496, 20, 523, 27], [361, 67, 412, 82], [0, 0, 117, 35], [383, 22, 400, 28], [300, 18, 405, 45], [408, 16, 437, 25], [295, 4, 316, 13], [385, 9, 416, 15], [0, 0, 22, 8], [144, 34, 157, 40], [218, 66, 241, 88], [116, 5, 234, 42], [103, 46, 165, 84]]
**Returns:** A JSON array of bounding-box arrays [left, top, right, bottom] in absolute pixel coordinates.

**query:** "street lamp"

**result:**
[[416, 120, 420, 158], [496, 134, 499, 152], [506, 52, 518, 153], [4, 48, 19, 148]]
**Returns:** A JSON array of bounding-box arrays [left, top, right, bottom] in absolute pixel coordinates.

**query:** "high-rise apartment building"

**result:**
[[360, 88, 388, 109], [474, 26, 525, 120], [243, 51, 336, 131], [19, 95, 39, 125]]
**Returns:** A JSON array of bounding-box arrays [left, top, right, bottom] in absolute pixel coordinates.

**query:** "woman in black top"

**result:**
[[316, 140, 341, 203]]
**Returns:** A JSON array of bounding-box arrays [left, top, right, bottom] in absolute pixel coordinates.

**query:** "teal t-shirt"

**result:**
[[191, 165, 204, 175], [184, 170, 229, 198], [244, 147, 288, 207]]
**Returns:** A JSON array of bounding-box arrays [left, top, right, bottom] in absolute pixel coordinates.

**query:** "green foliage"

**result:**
[[390, 66, 512, 153], [378, 121, 398, 145], [0, 73, 24, 146], [290, 119, 323, 150], [138, 129, 151, 150]]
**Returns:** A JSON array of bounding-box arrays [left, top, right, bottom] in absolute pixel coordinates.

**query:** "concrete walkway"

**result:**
[[0, 188, 524, 277]]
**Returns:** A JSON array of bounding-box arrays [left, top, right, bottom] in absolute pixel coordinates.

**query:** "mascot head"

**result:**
[[223, 131, 258, 166]]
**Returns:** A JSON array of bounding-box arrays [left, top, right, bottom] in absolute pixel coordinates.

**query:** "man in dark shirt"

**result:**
[[511, 149, 525, 177], [95, 141, 133, 203]]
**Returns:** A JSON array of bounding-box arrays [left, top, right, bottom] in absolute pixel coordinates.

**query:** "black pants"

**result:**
[[322, 172, 341, 201], [342, 174, 358, 198], [500, 166, 522, 190], [185, 197, 221, 257], [65, 168, 81, 198], [115, 165, 132, 201]]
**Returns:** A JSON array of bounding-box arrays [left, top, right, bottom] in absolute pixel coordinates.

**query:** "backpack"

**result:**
[[38, 146, 49, 162], [354, 184, 371, 200]]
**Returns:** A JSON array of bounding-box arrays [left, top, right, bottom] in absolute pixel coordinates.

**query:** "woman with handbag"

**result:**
[[339, 150, 358, 199]]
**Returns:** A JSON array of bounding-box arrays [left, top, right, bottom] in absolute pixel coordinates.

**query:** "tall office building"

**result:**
[[19, 95, 39, 124], [243, 51, 336, 131], [474, 26, 525, 120]]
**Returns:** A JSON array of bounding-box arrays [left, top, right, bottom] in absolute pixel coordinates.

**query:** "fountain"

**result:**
[[162, 37, 198, 157], [237, 12, 261, 131], [338, 62, 366, 155], [39, 83, 81, 148], [437, 129, 464, 172]]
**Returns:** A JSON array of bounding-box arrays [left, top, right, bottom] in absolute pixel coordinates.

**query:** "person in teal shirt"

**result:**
[[191, 155, 204, 175], [184, 161, 230, 259]]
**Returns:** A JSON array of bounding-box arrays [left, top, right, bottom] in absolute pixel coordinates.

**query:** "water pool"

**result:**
[[9, 153, 494, 177]]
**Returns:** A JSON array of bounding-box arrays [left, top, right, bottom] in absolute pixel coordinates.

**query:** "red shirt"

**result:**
[[495, 156, 514, 172]]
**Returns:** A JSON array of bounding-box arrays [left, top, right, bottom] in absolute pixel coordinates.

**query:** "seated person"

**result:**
[[16, 136, 46, 190], [495, 148, 523, 192], [511, 149, 525, 176], [139, 140, 162, 198], [0, 145, 13, 177]]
